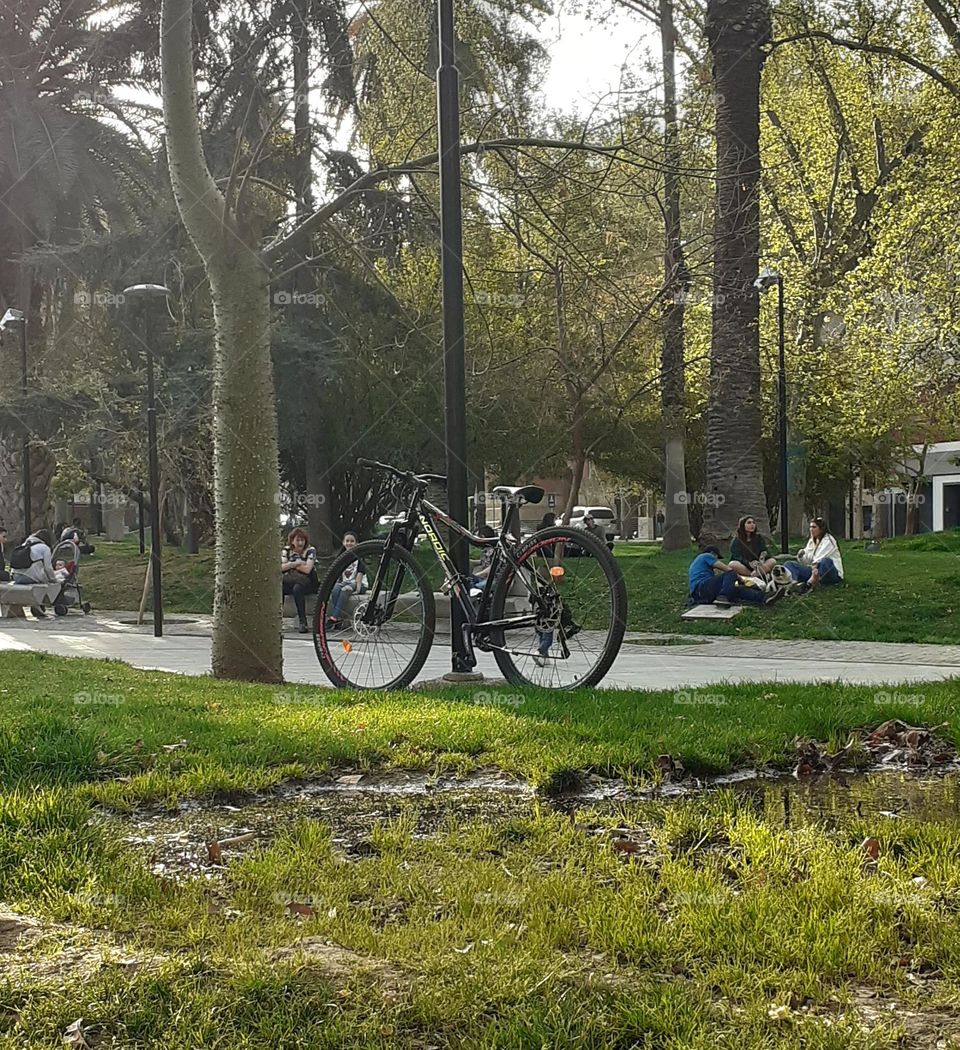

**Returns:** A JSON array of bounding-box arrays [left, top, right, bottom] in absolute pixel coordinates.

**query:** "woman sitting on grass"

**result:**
[[785, 517, 844, 589], [728, 515, 776, 579]]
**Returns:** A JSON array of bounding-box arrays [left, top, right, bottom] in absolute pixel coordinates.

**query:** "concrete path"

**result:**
[[0, 611, 958, 690]]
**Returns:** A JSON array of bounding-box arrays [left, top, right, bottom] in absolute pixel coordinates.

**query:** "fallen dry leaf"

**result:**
[[161, 740, 189, 752], [285, 901, 315, 918], [336, 774, 364, 785], [63, 1018, 94, 1049], [767, 1004, 793, 1022], [611, 837, 644, 855], [206, 840, 222, 864], [861, 837, 881, 861]]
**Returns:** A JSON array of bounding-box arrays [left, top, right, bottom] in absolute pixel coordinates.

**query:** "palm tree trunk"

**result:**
[[702, 0, 773, 543], [161, 0, 282, 682], [660, 0, 691, 551]]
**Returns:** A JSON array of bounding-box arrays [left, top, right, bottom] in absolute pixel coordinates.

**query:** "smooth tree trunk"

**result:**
[[659, 0, 692, 551], [702, 0, 773, 543], [161, 0, 282, 681]]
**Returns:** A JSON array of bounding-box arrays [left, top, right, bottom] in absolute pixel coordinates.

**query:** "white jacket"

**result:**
[[15, 536, 59, 585], [798, 534, 844, 578]]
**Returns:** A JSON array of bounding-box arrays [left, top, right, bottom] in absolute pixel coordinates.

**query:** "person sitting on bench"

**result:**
[[9, 528, 60, 618], [688, 545, 782, 608]]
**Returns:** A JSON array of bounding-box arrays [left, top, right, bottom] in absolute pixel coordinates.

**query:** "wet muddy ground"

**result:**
[[106, 763, 960, 880]]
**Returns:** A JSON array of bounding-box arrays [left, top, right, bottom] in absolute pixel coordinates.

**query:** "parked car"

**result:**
[[569, 506, 618, 547]]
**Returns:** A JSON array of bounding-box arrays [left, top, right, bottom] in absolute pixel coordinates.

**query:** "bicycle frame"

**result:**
[[362, 486, 543, 642]]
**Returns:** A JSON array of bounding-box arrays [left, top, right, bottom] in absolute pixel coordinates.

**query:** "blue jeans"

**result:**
[[786, 557, 841, 586], [330, 581, 366, 619], [691, 571, 766, 605]]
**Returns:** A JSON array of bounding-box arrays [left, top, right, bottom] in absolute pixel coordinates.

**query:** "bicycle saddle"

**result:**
[[491, 484, 544, 505]]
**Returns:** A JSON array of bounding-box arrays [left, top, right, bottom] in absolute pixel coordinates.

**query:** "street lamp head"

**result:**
[[1, 308, 25, 330], [121, 284, 172, 300], [753, 266, 781, 293]]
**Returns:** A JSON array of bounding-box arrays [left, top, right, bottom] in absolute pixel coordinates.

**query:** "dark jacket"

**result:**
[[730, 533, 771, 566]]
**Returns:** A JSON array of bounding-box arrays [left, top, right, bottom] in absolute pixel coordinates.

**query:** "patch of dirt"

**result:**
[[115, 784, 538, 879], [270, 937, 405, 998], [837, 986, 960, 1049], [0, 905, 164, 983]]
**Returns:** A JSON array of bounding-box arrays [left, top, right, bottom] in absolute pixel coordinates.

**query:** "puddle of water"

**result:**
[[756, 769, 960, 828], [106, 765, 960, 880]]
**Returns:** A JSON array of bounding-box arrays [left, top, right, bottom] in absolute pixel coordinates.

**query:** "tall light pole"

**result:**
[[123, 284, 171, 638], [1, 309, 30, 536], [755, 267, 788, 554], [437, 0, 474, 676]]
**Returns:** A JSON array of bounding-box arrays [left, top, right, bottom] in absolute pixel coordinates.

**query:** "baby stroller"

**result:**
[[49, 540, 92, 616]]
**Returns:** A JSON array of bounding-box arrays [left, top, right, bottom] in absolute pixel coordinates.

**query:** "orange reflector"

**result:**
[[550, 566, 565, 577], [342, 640, 352, 653]]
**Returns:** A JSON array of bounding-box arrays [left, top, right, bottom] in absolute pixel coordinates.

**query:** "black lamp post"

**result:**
[[437, 0, 474, 676], [1, 309, 30, 536], [755, 266, 788, 555], [122, 284, 171, 638]]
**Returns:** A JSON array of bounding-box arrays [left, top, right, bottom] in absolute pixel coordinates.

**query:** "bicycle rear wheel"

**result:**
[[314, 540, 435, 690], [489, 527, 627, 689]]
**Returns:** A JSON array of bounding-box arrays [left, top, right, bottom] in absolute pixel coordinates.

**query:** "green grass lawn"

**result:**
[[83, 530, 960, 645], [618, 529, 960, 644], [2, 656, 960, 1047]]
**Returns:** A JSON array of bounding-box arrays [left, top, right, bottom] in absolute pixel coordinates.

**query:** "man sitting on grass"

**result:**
[[688, 545, 783, 608]]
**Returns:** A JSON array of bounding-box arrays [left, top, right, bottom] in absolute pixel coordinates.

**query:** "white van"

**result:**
[[569, 506, 618, 545]]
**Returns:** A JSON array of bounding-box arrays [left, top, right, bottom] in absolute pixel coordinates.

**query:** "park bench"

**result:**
[[0, 582, 59, 619], [281, 562, 528, 624]]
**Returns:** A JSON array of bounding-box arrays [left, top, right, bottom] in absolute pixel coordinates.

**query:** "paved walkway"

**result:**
[[0, 611, 958, 689]]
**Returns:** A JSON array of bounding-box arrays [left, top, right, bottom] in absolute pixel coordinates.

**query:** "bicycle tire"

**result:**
[[313, 540, 435, 690], [489, 526, 627, 689]]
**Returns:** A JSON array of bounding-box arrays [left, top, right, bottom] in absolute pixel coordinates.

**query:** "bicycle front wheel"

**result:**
[[314, 540, 435, 690], [489, 527, 627, 689]]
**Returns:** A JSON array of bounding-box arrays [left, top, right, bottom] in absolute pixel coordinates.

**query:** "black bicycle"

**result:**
[[313, 459, 627, 691]]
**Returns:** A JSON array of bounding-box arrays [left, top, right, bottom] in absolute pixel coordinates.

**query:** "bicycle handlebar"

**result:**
[[357, 458, 446, 486]]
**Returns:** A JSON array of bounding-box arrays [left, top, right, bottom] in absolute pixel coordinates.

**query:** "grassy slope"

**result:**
[[81, 530, 960, 643], [1, 656, 960, 1047]]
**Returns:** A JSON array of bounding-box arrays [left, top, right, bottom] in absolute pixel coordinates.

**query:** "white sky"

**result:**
[[537, 4, 658, 114]]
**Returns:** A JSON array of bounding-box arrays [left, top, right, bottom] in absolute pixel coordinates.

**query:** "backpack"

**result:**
[[9, 543, 34, 571]]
